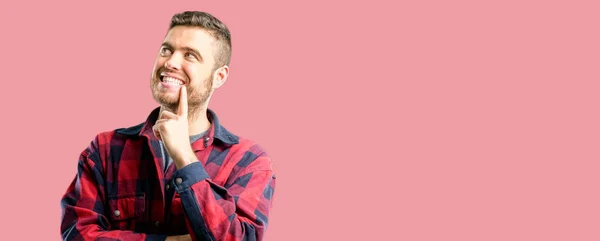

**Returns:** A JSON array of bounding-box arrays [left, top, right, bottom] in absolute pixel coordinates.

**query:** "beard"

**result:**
[[150, 67, 213, 115]]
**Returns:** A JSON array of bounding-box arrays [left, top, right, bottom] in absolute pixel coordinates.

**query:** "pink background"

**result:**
[[1, 0, 599, 240]]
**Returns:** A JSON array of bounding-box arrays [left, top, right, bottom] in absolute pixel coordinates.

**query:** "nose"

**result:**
[[164, 54, 182, 70]]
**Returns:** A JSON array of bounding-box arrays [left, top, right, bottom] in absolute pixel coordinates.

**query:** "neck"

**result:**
[[159, 105, 211, 136]]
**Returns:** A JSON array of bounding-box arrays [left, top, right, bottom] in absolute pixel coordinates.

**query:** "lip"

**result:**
[[160, 72, 186, 85]]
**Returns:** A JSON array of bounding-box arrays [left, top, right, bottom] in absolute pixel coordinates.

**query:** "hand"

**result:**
[[152, 86, 197, 169], [166, 234, 192, 241]]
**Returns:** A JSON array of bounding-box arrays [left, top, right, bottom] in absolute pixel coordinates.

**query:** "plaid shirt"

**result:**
[[60, 107, 276, 241]]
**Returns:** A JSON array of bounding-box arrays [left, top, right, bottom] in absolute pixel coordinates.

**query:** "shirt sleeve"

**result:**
[[171, 147, 276, 241], [60, 136, 167, 241]]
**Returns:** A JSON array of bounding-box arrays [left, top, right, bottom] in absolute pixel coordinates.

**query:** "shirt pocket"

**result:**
[[108, 193, 146, 222]]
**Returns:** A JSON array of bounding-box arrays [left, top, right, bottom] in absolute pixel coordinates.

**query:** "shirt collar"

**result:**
[[115, 107, 239, 145]]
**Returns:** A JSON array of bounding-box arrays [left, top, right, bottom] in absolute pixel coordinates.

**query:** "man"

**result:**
[[60, 11, 276, 241]]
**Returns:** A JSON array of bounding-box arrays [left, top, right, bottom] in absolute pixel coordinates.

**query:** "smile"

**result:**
[[160, 72, 186, 86], [162, 76, 184, 85]]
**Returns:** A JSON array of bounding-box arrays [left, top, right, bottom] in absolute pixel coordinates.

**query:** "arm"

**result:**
[[173, 153, 276, 241], [153, 88, 276, 240], [60, 136, 168, 241]]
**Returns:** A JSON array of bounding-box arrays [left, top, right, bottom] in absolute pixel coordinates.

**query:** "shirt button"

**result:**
[[114, 210, 121, 217], [155, 221, 160, 227], [176, 178, 183, 184], [166, 184, 170, 190]]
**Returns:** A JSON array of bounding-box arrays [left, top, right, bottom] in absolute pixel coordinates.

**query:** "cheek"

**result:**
[[152, 59, 165, 74], [183, 65, 212, 83]]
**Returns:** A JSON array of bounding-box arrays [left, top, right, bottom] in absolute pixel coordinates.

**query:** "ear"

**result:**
[[211, 65, 229, 89]]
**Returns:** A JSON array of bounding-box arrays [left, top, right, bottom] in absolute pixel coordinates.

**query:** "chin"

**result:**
[[151, 91, 176, 106]]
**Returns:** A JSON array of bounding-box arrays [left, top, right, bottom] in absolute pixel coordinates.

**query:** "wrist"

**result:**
[[174, 148, 198, 169]]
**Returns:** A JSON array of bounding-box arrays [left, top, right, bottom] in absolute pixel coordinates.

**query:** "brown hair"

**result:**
[[169, 11, 232, 69]]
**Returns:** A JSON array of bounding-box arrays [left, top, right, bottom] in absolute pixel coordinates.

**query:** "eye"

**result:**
[[160, 47, 172, 56], [185, 52, 197, 60]]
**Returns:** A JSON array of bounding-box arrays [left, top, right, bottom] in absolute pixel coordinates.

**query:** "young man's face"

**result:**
[[150, 26, 218, 111]]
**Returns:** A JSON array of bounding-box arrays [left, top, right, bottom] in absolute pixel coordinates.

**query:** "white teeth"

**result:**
[[163, 76, 183, 85]]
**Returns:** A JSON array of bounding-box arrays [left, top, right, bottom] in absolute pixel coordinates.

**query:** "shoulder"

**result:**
[[99, 122, 145, 146], [227, 136, 273, 172], [209, 109, 273, 172], [236, 137, 269, 157], [82, 122, 144, 159], [114, 122, 145, 137]]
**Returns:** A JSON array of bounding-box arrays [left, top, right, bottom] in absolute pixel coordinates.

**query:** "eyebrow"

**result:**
[[161, 42, 203, 61]]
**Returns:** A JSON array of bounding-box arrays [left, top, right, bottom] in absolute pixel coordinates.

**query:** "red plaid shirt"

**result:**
[[60, 107, 276, 241]]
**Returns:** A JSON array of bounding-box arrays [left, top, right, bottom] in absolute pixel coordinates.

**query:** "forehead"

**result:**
[[163, 26, 216, 57]]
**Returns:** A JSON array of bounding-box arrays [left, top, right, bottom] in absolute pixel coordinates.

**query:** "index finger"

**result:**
[[178, 86, 188, 117]]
